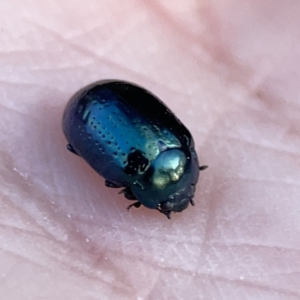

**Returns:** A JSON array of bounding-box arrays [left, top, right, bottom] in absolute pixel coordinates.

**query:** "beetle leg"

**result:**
[[105, 180, 122, 188], [67, 144, 79, 156], [190, 199, 195, 206], [119, 188, 126, 194], [199, 165, 208, 171], [119, 187, 137, 200], [127, 202, 142, 211]]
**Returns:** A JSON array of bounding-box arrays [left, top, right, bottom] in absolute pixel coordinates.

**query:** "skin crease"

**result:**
[[0, 0, 300, 299]]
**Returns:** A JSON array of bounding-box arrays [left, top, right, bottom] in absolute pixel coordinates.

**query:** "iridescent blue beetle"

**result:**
[[62, 80, 207, 219]]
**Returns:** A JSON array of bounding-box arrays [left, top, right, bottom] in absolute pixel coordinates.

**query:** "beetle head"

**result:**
[[131, 148, 200, 218], [158, 197, 192, 219]]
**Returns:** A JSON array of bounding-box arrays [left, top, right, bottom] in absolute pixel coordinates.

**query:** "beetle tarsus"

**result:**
[[67, 144, 79, 156], [105, 180, 121, 188], [127, 202, 142, 211], [190, 199, 195, 206], [120, 187, 137, 200], [199, 165, 208, 171]]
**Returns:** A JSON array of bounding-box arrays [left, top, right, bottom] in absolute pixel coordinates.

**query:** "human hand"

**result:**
[[1, 0, 300, 299]]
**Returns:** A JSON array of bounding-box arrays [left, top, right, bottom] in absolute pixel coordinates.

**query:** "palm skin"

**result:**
[[1, 0, 300, 299]]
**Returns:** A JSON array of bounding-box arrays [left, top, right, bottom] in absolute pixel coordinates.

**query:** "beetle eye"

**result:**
[[159, 201, 173, 212], [174, 198, 190, 212], [159, 198, 191, 213]]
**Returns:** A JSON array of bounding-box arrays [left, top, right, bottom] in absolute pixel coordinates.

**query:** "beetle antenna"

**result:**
[[165, 211, 171, 219], [159, 209, 172, 219]]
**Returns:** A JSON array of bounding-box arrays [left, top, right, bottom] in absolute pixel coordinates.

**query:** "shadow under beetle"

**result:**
[[62, 80, 208, 219]]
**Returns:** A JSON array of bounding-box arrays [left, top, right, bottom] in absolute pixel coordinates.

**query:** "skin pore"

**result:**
[[1, 0, 300, 299]]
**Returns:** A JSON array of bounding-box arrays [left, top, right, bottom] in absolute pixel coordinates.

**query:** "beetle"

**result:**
[[62, 80, 207, 219]]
